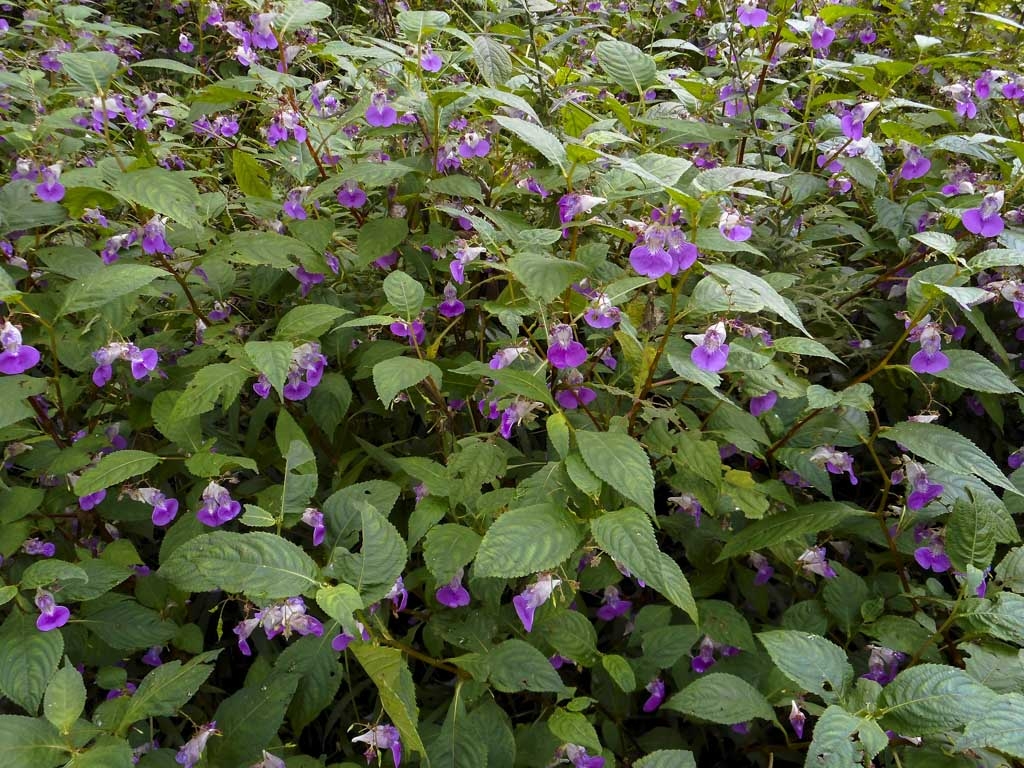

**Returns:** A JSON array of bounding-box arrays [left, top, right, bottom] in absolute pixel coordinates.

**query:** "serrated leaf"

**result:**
[[548, 709, 601, 753], [42, 663, 84, 734], [946, 498, 998, 571], [397, 10, 450, 40], [635, 751, 697, 768], [78, 594, 177, 650], [170, 362, 250, 419], [316, 584, 362, 637], [488, 640, 566, 693], [717, 502, 866, 560], [664, 673, 774, 724], [576, 431, 654, 515], [506, 254, 588, 304], [277, 0, 331, 35], [159, 531, 320, 599], [206, 673, 300, 766], [74, 450, 162, 497], [539, 610, 599, 666], [474, 504, 583, 578], [594, 40, 657, 94], [773, 336, 842, 363], [493, 116, 567, 174], [693, 167, 788, 193], [352, 645, 426, 757], [275, 304, 350, 339], [373, 357, 443, 407], [0, 612, 63, 715], [758, 631, 853, 701], [424, 525, 482, 583], [703, 264, 808, 335], [333, 504, 406, 606], [383, 270, 425, 317], [20, 559, 88, 590], [881, 421, 1019, 495], [933, 349, 1020, 394], [134, 58, 204, 76], [58, 51, 119, 89], [879, 664, 999, 735], [805, 705, 888, 768], [115, 167, 200, 226], [472, 36, 512, 88], [427, 686, 487, 768], [911, 231, 959, 257], [356, 218, 408, 265], [0, 716, 66, 768], [59, 264, 166, 316], [232, 150, 271, 198], [601, 653, 636, 692], [956, 692, 1024, 758], [117, 652, 218, 734]]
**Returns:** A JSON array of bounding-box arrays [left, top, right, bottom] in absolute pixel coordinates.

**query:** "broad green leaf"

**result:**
[[42, 663, 84, 734], [910, 230, 959, 256], [698, 600, 756, 651], [74, 450, 162, 497], [58, 559, 131, 601], [316, 584, 362, 637], [0, 611, 63, 715], [383, 270, 425, 317], [717, 503, 867, 560], [879, 664, 999, 735], [576, 431, 654, 515], [356, 218, 408, 265], [282, 439, 317, 522], [664, 673, 774, 725], [956, 692, 1024, 758], [277, 0, 332, 35], [773, 336, 842, 363], [472, 36, 512, 87], [64, 738, 133, 768], [959, 593, 1024, 645], [58, 51, 119, 89], [373, 357, 443, 407], [134, 58, 204, 76], [0, 716, 66, 768], [601, 654, 636, 692], [822, 564, 869, 636], [332, 504, 406, 606], [933, 349, 1021, 394], [946, 498, 998, 571], [594, 40, 657, 94], [232, 150, 271, 197], [548, 709, 601, 754], [275, 304, 350, 339], [397, 10, 450, 40], [352, 645, 426, 758], [115, 167, 201, 226], [424, 524, 482, 583], [159, 531, 320, 599], [59, 264, 166, 315], [170, 362, 250, 419], [506, 254, 589, 304], [693, 167, 788, 193], [20, 559, 88, 590], [118, 652, 218, 734], [210, 230, 315, 268], [703, 264, 808, 335], [474, 504, 583, 578], [758, 631, 854, 701], [881, 421, 1019, 495], [276, 634, 344, 733], [591, 508, 697, 622], [206, 673, 300, 766], [78, 594, 177, 650], [805, 705, 888, 768], [488, 640, 566, 693], [491, 367, 556, 408], [635, 751, 697, 768], [539, 610, 599, 666], [493, 116, 568, 174], [641, 626, 701, 669], [427, 686, 488, 768]]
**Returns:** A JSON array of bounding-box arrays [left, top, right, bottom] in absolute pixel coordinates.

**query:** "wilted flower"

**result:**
[[386, 576, 409, 612], [352, 724, 402, 767], [175, 721, 218, 768], [489, 345, 527, 370], [500, 398, 542, 439], [789, 701, 806, 739], [450, 242, 485, 284], [797, 546, 837, 579], [669, 493, 702, 526], [862, 645, 905, 685], [513, 573, 560, 632], [749, 552, 774, 585]]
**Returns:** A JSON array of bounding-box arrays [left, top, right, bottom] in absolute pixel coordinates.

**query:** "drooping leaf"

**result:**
[[74, 450, 162, 497], [352, 645, 427, 758]]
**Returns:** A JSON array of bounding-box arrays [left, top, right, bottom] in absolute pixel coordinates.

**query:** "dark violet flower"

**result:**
[[810, 17, 835, 50], [79, 489, 107, 511], [141, 216, 173, 255], [914, 532, 951, 573], [282, 187, 308, 220], [513, 573, 560, 632], [899, 144, 931, 180], [283, 342, 327, 401], [643, 678, 666, 713], [550, 654, 572, 669], [136, 488, 179, 526], [962, 190, 1005, 237], [458, 131, 490, 158], [196, 481, 242, 527], [178, 33, 194, 53], [691, 635, 717, 674], [1010, 449, 1024, 470], [719, 82, 747, 117], [517, 177, 550, 198], [386, 576, 409, 612], [253, 374, 271, 399], [809, 445, 858, 485], [336, 181, 367, 209], [895, 460, 943, 510], [861, 645, 905, 685], [628, 210, 700, 278], [176, 721, 218, 768], [302, 507, 325, 546], [23, 538, 56, 557], [555, 368, 597, 410], [0, 321, 41, 375], [547, 324, 587, 369], [35, 164, 65, 203], [840, 104, 869, 141], [260, 597, 324, 641], [390, 319, 426, 347], [438, 282, 465, 318], [436, 567, 471, 608], [789, 701, 806, 739], [907, 317, 949, 374], [420, 43, 442, 72], [749, 391, 778, 417], [584, 292, 620, 328], [290, 265, 324, 297], [142, 646, 163, 667], [129, 346, 159, 380], [686, 322, 730, 372], [352, 724, 402, 768], [366, 92, 398, 128], [35, 589, 70, 632], [557, 193, 605, 233], [499, 398, 541, 439], [596, 585, 631, 621], [562, 744, 605, 768], [798, 546, 837, 579], [718, 208, 753, 241], [736, 0, 767, 27], [749, 552, 774, 585], [331, 621, 370, 652]]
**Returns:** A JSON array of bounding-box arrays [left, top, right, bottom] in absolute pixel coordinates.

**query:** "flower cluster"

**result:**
[[234, 597, 324, 656], [253, 342, 327, 401], [92, 342, 160, 386]]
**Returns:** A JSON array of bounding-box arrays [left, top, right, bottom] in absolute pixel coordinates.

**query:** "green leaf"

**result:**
[[397, 10, 450, 40], [822, 564, 869, 636], [316, 584, 363, 637], [117, 652, 218, 734], [539, 610, 599, 666], [210, 231, 315, 268], [59, 559, 130, 601], [933, 349, 1021, 394], [576, 431, 654, 515], [601, 654, 636, 692], [277, 0, 332, 35], [548, 709, 601, 754], [878, 664, 999, 735], [474, 504, 583, 578], [693, 167, 788, 193], [488, 640, 567, 693], [276, 634, 344, 733], [773, 336, 842, 363], [717, 502, 867, 560], [115, 167, 201, 226], [58, 51, 119, 89], [206, 673, 300, 766], [880, 421, 1019, 495], [493, 116, 568, 175], [911, 231, 959, 257], [956, 692, 1024, 758], [424, 524, 482, 583], [594, 40, 657, 94], [42, 663, 84, 735], [664, 673, 774, 725], [351, 645, 426, 758], [332, 504, 406, 606], [20, 559, 88, 590], [491, 367, 556, 408], [805, 705, 888, 768], [231, 150, 271, 198], [591, 508, 697, 622], [427, 686, 488, 768], [59, 264, 166, 315], [506, 254, 588, 304], [947, 498, 998, 571], [170, 362, 250, 419], [0, 612, 63, 715], [641, 625, 701, 669], [159, 531, 320, 599], [758, 631, 854, 701], [357, 218, 408, 266], [79, 594, 177, 650], [244, 341, 292, 399], [635, 751, 697, 768], [275, 304, 350, 339], [74, 450, 162, 497], [0, 716, 66, 768], [472, 36, 513, 87], [703, 264, 808, 335], [134, 58, 204, 77], [383, 270, 426, 317], [373, 357, 443, 407], [64, 738, 133, 768]]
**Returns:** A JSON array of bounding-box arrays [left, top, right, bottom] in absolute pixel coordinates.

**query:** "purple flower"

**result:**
[[499, 398, 541, 439], [628, 211, 700, 278], [386, 576, 409, 612], [489, 345, 527, 370], [555, 368, 597, 410], [749, 391, 777, 417], [547, 324, 587, 369], [79, 489, 107, 511], [0, 321, 41, 374], [436, 568, 471, 608], [438, 282, 465, 318], [798, 546, 837, 579], [691, 635, 717, 674], [517, 177, 550, 198], [513, 573, 560, 632], [196, 481, 242, 526], [337, 181, 367, 209], [596, 585, 631, 621], [352, 724, 402, 768], [450, 242, 485, 284], [290, 265, 324, 297], [138, 488, 179, 526], [253, 751, 287, 768], [458, 131, 491, 158], [896, 460, 943, 510], [420, 43, 442, 72], [669, 493, 702, 526], [749, 552, 774, 585], [250, 12, 278, 49], [282, 342, 328, 400], [809, 445, 858, 485], [141, 216, 173, 255], [129, 347, 159, 380], [840, 104, 869, 140], [899, 144, 931, 180], [907, 317, 949, 374], [563, 744, 605, 768], [390, 319, 426, 347], [35, 164, 65, 203], [557, 193, 605, 235], [719, 208, 752, 241], [736, 0, 767, 27], [686, 321, 730, 372], [583, 292, 620, 329], [720, 82, 747, 117], [789, 701, 806, 739], [176, 722, 218, 768], [35, 590, 70, 632], [962, 190, 1005, 237], [643, 678, 666, 713], [22, 538, 56, 557], [302, 507, 325, 546], [914, 534, 951, 573], [1010, 449, 1024, 470], [810, 18, 835, 50], [282, 187, 308, 220], [253, 374, 271, 399], [861, 645, 905, 685], [178, 33, 194, 53], [142, 646, 163, 667], [331, 621, 370, 651], [366, 91, 398, 128], [260, 597, 324, 641]]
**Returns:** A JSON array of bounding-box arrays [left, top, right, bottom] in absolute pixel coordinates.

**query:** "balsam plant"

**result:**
[[4, 0, 1024, 766]]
